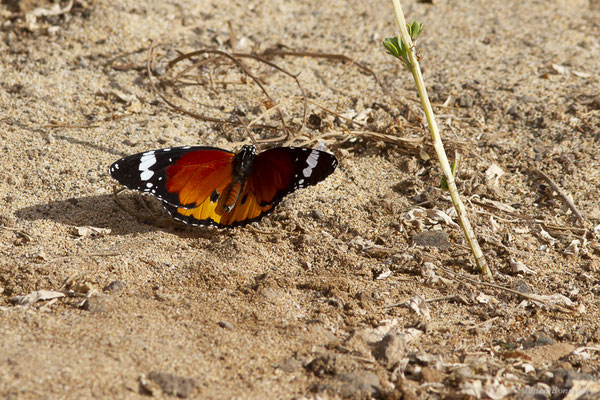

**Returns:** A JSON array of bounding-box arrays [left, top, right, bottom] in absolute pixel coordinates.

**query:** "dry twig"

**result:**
[[112, 187, 175, 228], [532, 168, 585, 222], [145, 36, 421, 148], [260, 48, 418, 116], [436, 265, 572, 314]]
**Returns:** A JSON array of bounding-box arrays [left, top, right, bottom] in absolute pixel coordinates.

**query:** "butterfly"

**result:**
[[109, 144, 338, 228]]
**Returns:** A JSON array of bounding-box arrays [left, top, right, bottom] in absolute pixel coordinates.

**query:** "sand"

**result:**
[[1, 0, 599, 398]]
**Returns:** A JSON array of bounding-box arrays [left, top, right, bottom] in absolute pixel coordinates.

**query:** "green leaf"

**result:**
[[383, 37, 401, 58], [408, 21, 424, 41], [383, 21, 424, 69], [441, 158, 458, 191], [383, 36, 411, 68]]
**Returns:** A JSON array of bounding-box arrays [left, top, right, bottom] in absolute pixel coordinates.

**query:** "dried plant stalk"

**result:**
[[390, 0, 491, 276]]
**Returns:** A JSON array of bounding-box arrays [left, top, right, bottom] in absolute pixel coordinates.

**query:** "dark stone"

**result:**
[[457, 94, 474, 108], [103, 280, 125, 293], [217, 321, 233, 330], [412, 230, 450, 250], [311, 210, 324, 220], [148, 371, 197, 398], [336, 371, 381, 398], [232, 106, 247, 116]]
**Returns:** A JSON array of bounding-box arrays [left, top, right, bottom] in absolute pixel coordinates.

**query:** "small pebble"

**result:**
[[217, 321, 233, 330], [148, 371, 197, 398], [507, 105, 521, 118], [372, 331, 407, 368], [535, 334, 554, 346], [420, 366, 444, 383], [311, 209, 324, 220], [276, 358, 301, 373], [80, 296, 108, 313], [412, 230, 450, 250], [457, 94, 474, 108], [514, 280, 532, 294], [305, 354, 338, 377], [336, 371, 381, 398], [103, 280, 125, 293]]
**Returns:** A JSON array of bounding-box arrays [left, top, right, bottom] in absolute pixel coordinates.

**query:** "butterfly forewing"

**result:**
[[249, 147, 338, 206], [164, 150, 234, 207], [109, 146, 235, 208]]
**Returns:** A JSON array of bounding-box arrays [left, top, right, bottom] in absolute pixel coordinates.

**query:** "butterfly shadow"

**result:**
[[14, 193, 226, 239]]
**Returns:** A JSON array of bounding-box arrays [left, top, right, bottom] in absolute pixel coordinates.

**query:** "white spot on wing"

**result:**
[[139, 151, 156, 182], [139, 151, 156, 170], [302, 150, 319, 177], [141, 170, 154, 180]]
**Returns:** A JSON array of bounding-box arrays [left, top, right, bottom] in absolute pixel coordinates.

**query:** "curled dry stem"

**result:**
[[147, 35, 419, 149]]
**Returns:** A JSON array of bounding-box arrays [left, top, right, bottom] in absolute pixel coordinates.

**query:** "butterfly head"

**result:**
[[239, 144, 256, 155], [234, 145, 257, 178]]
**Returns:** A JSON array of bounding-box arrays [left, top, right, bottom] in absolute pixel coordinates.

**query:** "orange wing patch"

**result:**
[[166, 157, 233, 208], [164, 181, 274, 227]]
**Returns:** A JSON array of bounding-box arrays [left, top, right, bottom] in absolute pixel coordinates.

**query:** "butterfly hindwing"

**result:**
[[161, 185, 274, 228]]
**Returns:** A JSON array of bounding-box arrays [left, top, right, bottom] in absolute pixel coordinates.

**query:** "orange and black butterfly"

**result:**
[[109, 145, 338, 228]]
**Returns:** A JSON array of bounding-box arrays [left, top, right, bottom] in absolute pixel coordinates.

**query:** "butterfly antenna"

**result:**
[[236, 116, 259, 148]]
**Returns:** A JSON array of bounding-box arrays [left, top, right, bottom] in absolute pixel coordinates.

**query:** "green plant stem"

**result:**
[[390, 0, 491, 277]]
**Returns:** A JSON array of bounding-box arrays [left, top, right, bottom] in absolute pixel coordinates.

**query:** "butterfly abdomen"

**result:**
[[223, 180, 243, 212], [222, 145, 257, 213]]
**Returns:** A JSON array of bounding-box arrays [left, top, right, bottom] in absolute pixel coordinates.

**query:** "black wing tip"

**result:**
[[108, 161, 120, 179]]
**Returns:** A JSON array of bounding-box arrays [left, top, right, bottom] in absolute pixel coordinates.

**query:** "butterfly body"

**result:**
[[110, 144, 337, 228], [222, 145, 256, 212]]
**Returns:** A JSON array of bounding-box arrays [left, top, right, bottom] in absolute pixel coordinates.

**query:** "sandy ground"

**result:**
[[1, 0, 600, 399]]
